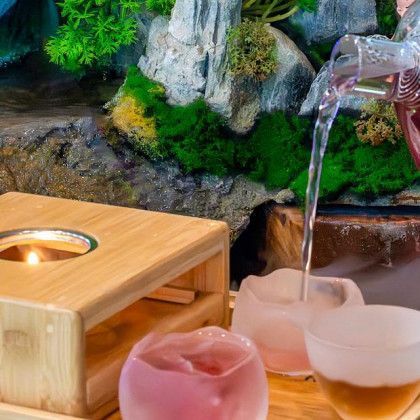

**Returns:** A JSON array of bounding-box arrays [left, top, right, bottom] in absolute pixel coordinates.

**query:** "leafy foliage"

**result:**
[[145, 0, 175, 15], [376, 0, 399, 37], [45, 0, 140, 73], [355, 100, 403, 146], [242, 0, 317, 23], [227, 20, 277, 81]]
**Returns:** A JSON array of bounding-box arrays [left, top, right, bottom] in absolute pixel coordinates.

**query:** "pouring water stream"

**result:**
[[299, 0, 420, 300]]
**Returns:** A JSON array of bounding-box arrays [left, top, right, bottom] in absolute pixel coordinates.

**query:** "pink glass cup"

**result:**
[[231, 268, 364, 375], [119, 326, 269, 420]]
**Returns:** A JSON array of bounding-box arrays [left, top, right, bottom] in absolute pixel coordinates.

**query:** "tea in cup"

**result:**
[[305, 305, 420, 419]]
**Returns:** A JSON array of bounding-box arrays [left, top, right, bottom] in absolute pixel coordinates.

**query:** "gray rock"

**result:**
[[0, 116, 121, 174], [139, 1, 315, 133], [299, 62, 368, 116], [291, 0, 377, 45], [139, 16, 207, 104], [130, 157, 289, 239], [260, 27, 316, 114], [139, 0, 241, 107], [112, 12, 154, 74]]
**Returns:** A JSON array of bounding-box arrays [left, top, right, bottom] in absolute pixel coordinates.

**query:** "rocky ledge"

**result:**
[[0, 116, 292, 239]]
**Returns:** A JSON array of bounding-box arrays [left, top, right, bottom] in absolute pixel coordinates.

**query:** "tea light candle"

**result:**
[[26, 250, 40, 265], [0, 229, 97, 263]]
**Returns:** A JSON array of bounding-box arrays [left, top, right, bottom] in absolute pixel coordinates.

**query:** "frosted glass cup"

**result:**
[[305, 305, 420, 420], [231, 268, 364, 375], [119, 326, 268, 420]]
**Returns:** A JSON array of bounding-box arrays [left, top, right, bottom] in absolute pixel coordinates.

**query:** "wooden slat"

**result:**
[[147, 286, 196, 304], [0, 402, 84, 419]]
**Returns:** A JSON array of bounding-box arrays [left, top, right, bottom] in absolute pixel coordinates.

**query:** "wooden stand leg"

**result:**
[[0, 299, 86, 417], [192, 240, 230, 328]]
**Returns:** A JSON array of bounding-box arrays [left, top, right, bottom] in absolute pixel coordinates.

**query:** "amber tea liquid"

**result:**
[[315, 372, 420, 419]]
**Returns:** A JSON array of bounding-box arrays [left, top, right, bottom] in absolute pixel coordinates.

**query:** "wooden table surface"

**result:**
[[105, 372, 420, 419]]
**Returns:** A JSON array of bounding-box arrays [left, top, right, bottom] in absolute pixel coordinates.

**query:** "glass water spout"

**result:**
[[327, 0, 420, 168]]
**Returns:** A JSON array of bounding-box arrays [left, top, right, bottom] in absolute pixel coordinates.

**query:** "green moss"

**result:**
[[145, 0, 175, 15], [291, 115, 419, 201], [376, 0, 399, 37], [241, 113, 311, 189], [113, 69, 418, 201], [120, 67, 239, 175], [297, 0, 317, 12], [227, 19, 278, 81]]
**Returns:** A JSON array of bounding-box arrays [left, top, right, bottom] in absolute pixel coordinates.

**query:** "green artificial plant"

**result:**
[[45, 0, 140, 73], [242, 0, 317, 23], [227, 19, 278, 81], [145, 0, 175, 15], [110, 68, 418, 201]]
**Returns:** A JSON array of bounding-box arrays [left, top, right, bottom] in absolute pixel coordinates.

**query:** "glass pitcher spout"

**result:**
[[328, 0, 420, 169]]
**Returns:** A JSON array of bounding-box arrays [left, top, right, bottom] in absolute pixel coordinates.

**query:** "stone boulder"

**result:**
[[139, 0, 315, 133], [299, 62, 368, 117], [261, 27, 316, 114], [291, 0, 378, 45], [129, 157, 294, 239], [112, 12, 154, 74], [0, 116, 121, 174], [139, 0, 241, 107]]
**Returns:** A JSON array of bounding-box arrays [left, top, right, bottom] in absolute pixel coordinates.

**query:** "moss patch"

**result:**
[[109, 68, 419, 202], [227, 19, 278, 81], [376, 0, 399, 37], [291, 115, 419, 201]]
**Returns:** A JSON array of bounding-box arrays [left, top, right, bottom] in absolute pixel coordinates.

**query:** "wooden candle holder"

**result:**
[[0, 192, 229, 419]]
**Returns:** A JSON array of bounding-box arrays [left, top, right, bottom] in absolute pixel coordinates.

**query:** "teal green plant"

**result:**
[[145, 0, 175, 15], [376, 0, 399, 37], [242, 0, 317, 23], [227, 19, 277, 81], [45, 0, 140, 73]]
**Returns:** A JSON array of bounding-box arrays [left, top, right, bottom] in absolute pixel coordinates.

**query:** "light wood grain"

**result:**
[[0, 402, 85, 419], [147, 285, 196, 304], [104, 372, 420, 420], [0, 299, 86, 417], [0, 192, 229, 329], [85, 293, 224, 414], [0, 192, 229, 418]]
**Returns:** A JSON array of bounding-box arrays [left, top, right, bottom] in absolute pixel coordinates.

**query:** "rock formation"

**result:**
[[299, 62, 368, 116], [291, 0, 378, 45], [139, 0, 315, 133]]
